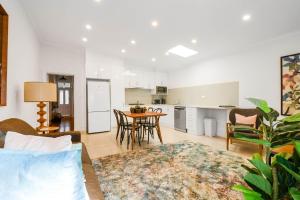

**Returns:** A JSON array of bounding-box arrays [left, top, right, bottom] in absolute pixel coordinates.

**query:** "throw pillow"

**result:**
[[0, 149, 88, 200], [4, 131, 72, 153], [235, 113, 257, 128]]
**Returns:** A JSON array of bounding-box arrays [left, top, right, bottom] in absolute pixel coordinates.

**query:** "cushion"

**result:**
[[0, 149, 88, 200], [235, 113, 257, 127], [4, 131, 72, 153]]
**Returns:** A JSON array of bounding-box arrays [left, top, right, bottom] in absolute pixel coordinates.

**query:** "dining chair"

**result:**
[[142, 107, 161, 143], [113, 109, 120, 140], [118, 110, 141, 149]]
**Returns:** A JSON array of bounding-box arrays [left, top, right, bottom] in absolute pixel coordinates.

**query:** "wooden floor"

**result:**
[[82, 127, 260, 160]]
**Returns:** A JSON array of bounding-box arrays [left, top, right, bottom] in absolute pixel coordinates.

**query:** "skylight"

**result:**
[[168, 45, 198, 58]]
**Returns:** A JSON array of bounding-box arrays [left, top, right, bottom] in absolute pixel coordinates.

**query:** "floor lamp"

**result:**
[[24, 82, 57, 130]]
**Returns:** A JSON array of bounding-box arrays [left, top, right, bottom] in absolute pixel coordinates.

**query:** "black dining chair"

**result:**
[[142, 108, 162, 143], [113, 109, 121, 140], [118, 110, 142, 149]]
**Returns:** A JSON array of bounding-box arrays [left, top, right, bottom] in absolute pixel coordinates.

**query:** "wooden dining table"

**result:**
[[124, 111, 167, 149]]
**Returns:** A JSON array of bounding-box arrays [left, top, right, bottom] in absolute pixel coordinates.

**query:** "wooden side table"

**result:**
[[38, 126, 59, 134]]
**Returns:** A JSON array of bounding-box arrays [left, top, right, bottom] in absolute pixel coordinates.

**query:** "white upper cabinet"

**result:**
[[124, 69, 168, 89], [155, 72, 168, 86]]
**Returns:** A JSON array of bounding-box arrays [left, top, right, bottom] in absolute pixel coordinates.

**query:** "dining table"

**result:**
[[123, 111, 167, 149]]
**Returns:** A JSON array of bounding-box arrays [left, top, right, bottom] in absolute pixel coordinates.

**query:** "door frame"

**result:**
[[48, 73, 75, 130], [86, 78, 111, 134]]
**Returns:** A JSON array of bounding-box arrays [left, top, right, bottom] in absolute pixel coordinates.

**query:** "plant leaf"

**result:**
[[232, 185, 263, 200], [289, 187, 300, 200], [234, 125, 262, 134], [234, 133, 271, 147], [295, 141, 300, 157], [244, 173, 272, 196], [249, 155, 272, 181], [281, 113, 300, 123], [243, 193, 264, 200], [277, 156, 300, 182], [246, 98, 271, 114], [241, 164, 260, 175]]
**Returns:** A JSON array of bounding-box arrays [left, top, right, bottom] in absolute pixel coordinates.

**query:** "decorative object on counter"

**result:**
[[130, 105, 147, 113], [281, 53, 300, 115], [232, 98, 300, 200]]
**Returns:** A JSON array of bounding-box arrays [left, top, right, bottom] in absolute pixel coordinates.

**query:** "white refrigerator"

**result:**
[[87, 79, 111, 133]]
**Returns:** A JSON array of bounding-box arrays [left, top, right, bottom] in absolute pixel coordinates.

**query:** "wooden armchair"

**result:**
[[226, 108, 263, 155]]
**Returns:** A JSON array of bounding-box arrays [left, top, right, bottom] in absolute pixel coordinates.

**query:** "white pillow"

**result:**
[[4, 132, 72, 153]]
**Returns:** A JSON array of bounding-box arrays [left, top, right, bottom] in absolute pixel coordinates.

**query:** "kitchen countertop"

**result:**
[[125, 104, 236, 110]]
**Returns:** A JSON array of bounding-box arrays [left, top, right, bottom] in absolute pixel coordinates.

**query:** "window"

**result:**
[[59, 89, 70, 105], [65, 90, 69, 105], [59, 90, 64, 105]]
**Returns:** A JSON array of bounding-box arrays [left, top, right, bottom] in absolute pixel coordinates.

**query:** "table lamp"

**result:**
[[24, 82, 57, 129]]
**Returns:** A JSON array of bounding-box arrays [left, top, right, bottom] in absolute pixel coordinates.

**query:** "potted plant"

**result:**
[[232, 98, 300, 200]]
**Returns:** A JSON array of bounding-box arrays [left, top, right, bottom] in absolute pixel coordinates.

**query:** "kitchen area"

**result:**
[[85, 55, 238, 137], [124, 81, 239, 138]]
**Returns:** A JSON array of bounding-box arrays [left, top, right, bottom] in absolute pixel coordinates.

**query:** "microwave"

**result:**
[[152, 86, 168, 95]]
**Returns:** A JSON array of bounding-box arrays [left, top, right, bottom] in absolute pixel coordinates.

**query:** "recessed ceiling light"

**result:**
[[85, 24, 92, 30], [82, 37, 88, 42], [191, 39, 197, 44], [165, 52, 170, 56], [168, 45, 198, 58], [242, 14, 251, 21], [121, 49, 126, 53], [94, 0, 102, 2], [151, 21, 159, 27], [130, 40, 136, 45], [151, 58, 157, 62]]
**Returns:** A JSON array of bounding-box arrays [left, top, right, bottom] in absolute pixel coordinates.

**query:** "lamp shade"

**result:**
[[24, 82, 57, 102]]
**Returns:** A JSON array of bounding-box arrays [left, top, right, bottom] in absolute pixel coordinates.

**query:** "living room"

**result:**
[[1, 0, 300, 200]]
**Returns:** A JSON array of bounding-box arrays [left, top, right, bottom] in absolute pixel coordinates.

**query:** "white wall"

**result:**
[[85, 49, 170, 128], [0, 0, 41, 126], [168, 32, 300, 111], [39, 43, 86, 131], [85, 50, 126, 128]]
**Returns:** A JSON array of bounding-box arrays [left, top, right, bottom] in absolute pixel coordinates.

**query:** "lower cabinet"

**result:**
[[186, 107, 201, 135], [153, 105, 174, 129]]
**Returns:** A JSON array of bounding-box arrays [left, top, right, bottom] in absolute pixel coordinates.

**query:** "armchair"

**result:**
[[226, 108, 263, 155]]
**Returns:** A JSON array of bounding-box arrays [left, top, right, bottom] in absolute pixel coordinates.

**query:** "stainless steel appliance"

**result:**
[[174, 106, 187, 132], [153, 99, 161, 104], [152, 86, 168, 95], [153, 98, 166, 104]]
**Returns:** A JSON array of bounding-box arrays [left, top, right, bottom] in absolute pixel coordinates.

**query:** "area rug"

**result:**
[[92, 142, 247, 200]]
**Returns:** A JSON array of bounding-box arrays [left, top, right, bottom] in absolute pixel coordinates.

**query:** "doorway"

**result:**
[[48, 74, 74, 132]]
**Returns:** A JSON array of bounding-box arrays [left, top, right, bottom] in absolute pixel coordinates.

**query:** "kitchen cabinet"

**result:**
[[124, 71, 168, 89], [155, 72, 168, 86], [186, 107, 201, 135], [152, 105, 174, 128]]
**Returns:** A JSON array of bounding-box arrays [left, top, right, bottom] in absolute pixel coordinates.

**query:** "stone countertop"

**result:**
[[126, 104, 236, 110]]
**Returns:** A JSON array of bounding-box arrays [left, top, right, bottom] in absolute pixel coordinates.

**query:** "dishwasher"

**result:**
[[174, 106, 187, 132]]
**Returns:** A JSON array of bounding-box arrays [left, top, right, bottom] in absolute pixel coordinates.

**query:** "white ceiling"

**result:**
[[20, 0, 300, 71]]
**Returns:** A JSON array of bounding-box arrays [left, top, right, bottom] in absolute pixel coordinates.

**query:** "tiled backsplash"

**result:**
[[125, 88, 152, 104], [166, 81, 239, 106]]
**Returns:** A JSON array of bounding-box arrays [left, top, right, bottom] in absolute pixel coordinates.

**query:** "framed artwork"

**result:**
[[0, 4, 8, 106], [281, 53, 300, 115]]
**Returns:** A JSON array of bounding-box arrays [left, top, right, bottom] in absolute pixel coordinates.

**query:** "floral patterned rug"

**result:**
[[93, 142, 247, 200]]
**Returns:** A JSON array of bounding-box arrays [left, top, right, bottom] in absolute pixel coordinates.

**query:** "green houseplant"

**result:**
[[232, 98, 300, 200]]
